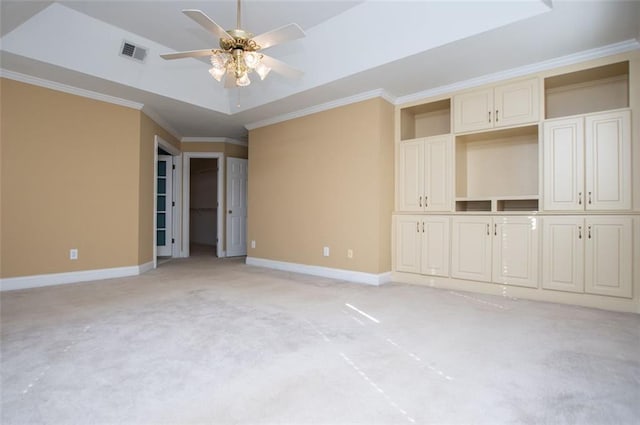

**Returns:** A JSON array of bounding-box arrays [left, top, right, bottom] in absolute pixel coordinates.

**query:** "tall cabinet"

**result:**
[[393, 57, 637, 312]]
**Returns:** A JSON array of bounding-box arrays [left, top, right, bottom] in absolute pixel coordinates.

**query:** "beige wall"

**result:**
[[247, 97, 394, 274], [138, 112, 180, 264], [1, 79, 141, 277]]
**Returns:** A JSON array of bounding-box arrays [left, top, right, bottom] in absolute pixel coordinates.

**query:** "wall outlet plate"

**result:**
[[323, 246, 330, 257], [69, 249, 78, 260]]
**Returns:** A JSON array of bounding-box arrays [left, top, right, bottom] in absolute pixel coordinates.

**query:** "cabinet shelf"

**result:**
[[545, 61, 629, 119], [455, 195, 539, 213], [455, 125, 539, 202], [400, 99, 451, 140]]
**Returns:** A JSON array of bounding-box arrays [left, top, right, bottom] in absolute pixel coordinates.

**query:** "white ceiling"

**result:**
[[1, 1, 639, 141]]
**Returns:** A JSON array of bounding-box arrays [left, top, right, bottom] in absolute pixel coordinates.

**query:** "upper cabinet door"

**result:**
[[584, 110, 631, 211], [543, 117, 584, 211], [423, 135, 452, 212], [398, 139, 424, 212], [494, 78, 539, 128], [453, 89, 493, 133]]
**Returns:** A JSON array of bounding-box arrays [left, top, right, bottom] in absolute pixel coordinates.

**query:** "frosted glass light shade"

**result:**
[[244, 52, 260, 69], [209, 67, 226, 82], [236, 73, 251, 86], [255, 62, 271, 80]]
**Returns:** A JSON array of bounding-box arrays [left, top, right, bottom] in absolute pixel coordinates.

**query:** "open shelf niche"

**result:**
[[400, 99, 451, 141], [545, 61, 629, 119], [455, 125, 539, 212]]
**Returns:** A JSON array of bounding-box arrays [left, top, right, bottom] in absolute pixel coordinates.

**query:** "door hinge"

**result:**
[[172, 238, 175, 244], [172, 164, 175, 170], [172, 201, 175, 207]]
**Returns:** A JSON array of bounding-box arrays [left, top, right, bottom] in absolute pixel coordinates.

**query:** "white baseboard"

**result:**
[[0, 261, 155, 291], [245, 257, 391, 286]]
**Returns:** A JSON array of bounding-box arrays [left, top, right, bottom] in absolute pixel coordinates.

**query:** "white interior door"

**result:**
[[156, 155, 173, 256], [226, 157, 248, 256]]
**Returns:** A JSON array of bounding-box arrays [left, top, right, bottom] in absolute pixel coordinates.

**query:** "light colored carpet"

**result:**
[[1, 255, 639, 424]]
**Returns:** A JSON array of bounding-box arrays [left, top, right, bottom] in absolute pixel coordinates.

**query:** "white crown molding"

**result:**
[[245, 88, 396, 131], [0, 261, 154, 291], [0, 68, 144, 110], [181, 137, 248, 147], [246, 257, 392, 286], [395, 39, 640, 105], [141, 105, 182, 141]]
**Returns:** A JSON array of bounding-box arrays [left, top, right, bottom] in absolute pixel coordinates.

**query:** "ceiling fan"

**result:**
[[161, 0, 305, 88]]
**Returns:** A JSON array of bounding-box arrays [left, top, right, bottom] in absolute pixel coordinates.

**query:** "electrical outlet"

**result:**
[[251, 240, 256, 249], [347, 249, 354, 259], [323, 246, 330, 257], [69, 249, 78, 260]]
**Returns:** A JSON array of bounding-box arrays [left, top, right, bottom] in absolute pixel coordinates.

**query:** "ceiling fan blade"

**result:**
[[261, 54, 303, 79], [160, 49, 214, 60], [182, 9, 234, 41], [252, 23, 305, 50]]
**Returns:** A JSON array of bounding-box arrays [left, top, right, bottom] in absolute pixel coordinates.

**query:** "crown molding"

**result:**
[[395, 39, 640, 105], [181, 137, 248, 147], [141, 105, 182, 141], [0, 68, 144, 110], [245, 88, 396, 131]]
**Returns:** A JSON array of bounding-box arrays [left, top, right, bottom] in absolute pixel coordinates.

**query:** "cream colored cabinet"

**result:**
[[542, 216, 632, 298], [398, 135, 452, 212], [451, 216, 492, 282], [543, 109, 631, 211], [452, 216, 539, 287], [395, 215, 449, 277], [584, 217, 633, 298], [492, 217, 539, 288], [454, 78, 539, 133], [542, 217, 584, 293]]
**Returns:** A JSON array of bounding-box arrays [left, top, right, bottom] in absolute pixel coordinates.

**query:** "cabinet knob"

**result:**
[[494, 223, 497, 236], [588, 191, 592, 205], [488, 111, 492, 123], [419, 196, 422, 208], [486, 224, 490, 236], [578, 226, 582, 239], [588, 225, 592, 239], [425, 196, 428, 208], [578, 192, 582, 205], [417, 221, 420, 233], [495, 110, 499, 122]]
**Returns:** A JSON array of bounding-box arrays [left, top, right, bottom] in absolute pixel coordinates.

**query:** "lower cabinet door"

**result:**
[[421, 216, 450, 277], [451, 216, 492, 282], [395, 215, 422, 274], [542, 217, 585, 293], [585, 217, 632, 298], [492, 216, 539, 288]]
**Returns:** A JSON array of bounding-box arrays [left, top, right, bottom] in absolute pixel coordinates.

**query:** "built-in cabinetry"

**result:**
[[394, 58, 636, 310], [543, 109, 631, 211], [395, 215, 449, 277], [453, 78, 539, 133], [542, 216, 632, 298], [451, 216, 539, 288], [398, 135, 452, 212]]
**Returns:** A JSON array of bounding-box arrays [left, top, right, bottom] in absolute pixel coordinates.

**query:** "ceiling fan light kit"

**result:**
[[161, 0, 304, 88]]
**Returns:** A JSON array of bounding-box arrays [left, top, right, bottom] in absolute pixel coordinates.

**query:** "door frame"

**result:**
[[153, 136, 182, 268], [182, 152, 225, 258]]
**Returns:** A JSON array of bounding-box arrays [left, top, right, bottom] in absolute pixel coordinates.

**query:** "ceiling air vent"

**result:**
[[120, 40, 147, 62]]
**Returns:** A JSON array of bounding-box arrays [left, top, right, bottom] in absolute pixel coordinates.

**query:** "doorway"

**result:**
[[189, 158, 218, 257], [154, 136, 181, 268]]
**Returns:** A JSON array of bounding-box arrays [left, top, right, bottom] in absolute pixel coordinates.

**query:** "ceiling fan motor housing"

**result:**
[[221, 29, 259, 52]]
